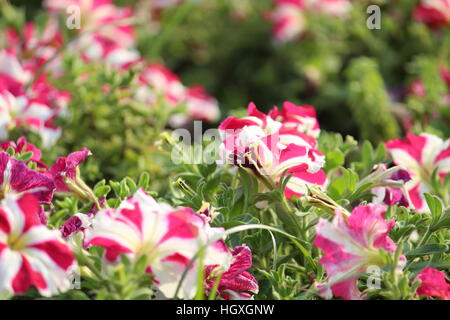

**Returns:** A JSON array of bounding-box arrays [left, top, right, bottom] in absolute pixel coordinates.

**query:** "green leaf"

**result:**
[[138, 172, 150, 189], [424, 193, 443, 220], [94, 185, 111, 198], [325, 150, 345, 171]]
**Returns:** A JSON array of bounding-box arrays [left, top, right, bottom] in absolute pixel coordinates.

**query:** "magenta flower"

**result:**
[[6, 21, 63, 73], [185, 85, 220, 123], [370, 164, 411, 208], [0, 193, 75, 297], [48, 148, 92, 199], [414, 0, 450, 29], [0, 152, 54, 205], [135, 62, 220, 124], [219, 102, 327, 198], [0, 136, 47, 169], [314, 204, 404, 300], [270, 0, 352, 42], [85, 189, 231, 299], [415, 267, 450, 300], [0, 51, 67, 147], [45, 0, 136, 48], [205, 245, 259, 300], [386, 133, 450, 212]]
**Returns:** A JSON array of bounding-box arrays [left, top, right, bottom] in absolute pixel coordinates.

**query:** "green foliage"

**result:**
[[346, 57, 400, 143]]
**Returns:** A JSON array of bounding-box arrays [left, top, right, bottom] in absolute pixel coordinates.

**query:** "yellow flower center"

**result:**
[[7, 232, 27, 252]]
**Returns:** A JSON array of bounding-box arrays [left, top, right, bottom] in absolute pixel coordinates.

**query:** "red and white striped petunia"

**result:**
[[414, 0, 450, 29], [135, 63, 221, 124], [76, 34, 141, 70], [0, 193, 75, 298], [136, 63, 186, 106], [270, 101, 321, 140], [0, 50, 30, 96], [0, 152, 55, 205], [270, 0, 352, 42], [85, 189, 231, 299], [185, 86, 220, 123], [44, 0, 136, 49], [314, 204, 405, 300], [271, 0, 306, 42], [6, 20, 63, 74], [219, 102, 326, 198], [386, 133, 450, 212], [0, 51, 67, 147]]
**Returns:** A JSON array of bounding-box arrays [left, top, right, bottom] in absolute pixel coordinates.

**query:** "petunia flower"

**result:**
[[185, 85, 220, 123], [136, 63, 186, 106], [0, 152, 54, 205], [0, 51, 67, 147], [270, 0, 352, 42], [369, 164, 412, 207], [6, 20, 63, 74], [270, 0, 306, 42], [44, 0, 136, 48], [414, 0, 450, 29], [415, 267, 450, 300], [85, 189, 231, 299], [0, 50, 30, 96], [135, 63, 220, 124], [314, 204, 405, 300], [0, 136, 46, 169], [48, 149, 96, 203], [205, 245, 259, 300], [60, 213, 93, 250], [218, 103, 326, 198], [0, 193, 75, 298], [386, 133, 450, 212], [77, 34, 141, 69]]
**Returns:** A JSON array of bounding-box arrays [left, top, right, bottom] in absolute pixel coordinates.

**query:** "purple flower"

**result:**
[[49, 148, 91, 193], [0, 151, 54, 204], [205, 245, 259, 300]]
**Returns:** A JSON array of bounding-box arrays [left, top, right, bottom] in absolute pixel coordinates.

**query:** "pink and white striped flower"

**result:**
[[386, 133, 450, 212], [6, 20, 63, 74], [185, 86, 220, 123], [415, 267, 450, 300], [0, 88, 63, 148], [0, 193, 75, 297], [314, 204, 404, 300], [136, 63, 186, 106], [0, 50, 30, 96], [414, 0, 450, 28], [76, 35, 141, 69], [0, 51, 67, 147], [271, 0, 306, 42], [0, 152, 54, 205], [270, 101, 321, 143], [205, 245, 259, 300], [135, 63, 221, 123], [85, 189, 231, 299], [45, 0, 136, 48]]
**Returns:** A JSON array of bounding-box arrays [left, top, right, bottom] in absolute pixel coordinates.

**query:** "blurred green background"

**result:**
[[5, 0, 450, 144]]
